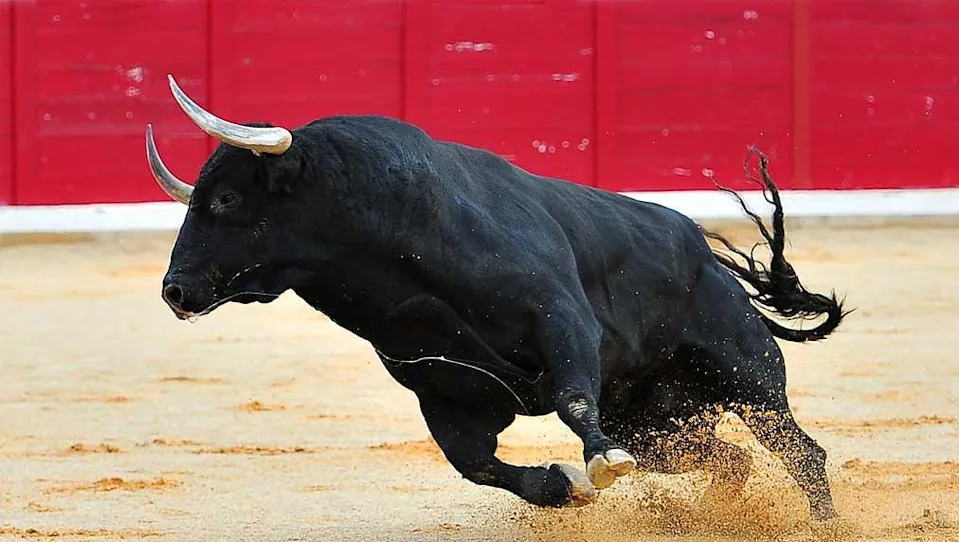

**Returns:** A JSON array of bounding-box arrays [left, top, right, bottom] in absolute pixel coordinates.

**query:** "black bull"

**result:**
[[158, 115, 846, 520]]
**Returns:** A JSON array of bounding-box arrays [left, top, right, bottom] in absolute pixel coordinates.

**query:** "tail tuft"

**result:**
[[704, 147, 851, 342]]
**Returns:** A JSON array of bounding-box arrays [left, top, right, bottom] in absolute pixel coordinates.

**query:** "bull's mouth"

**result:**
[[171, 290, 280, 321], [226, 291, 278, 305], [167, 265, 285, 321], [165, 263, 313, 321]]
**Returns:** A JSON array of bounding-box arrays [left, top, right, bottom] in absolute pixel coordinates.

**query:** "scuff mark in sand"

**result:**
[[45, 477, 181, 495], [388, 485, 445, 493], [410, 522, 463, 534], [194, 445, 316, 455], [158, 376, 226, 384], [807, 415, 956, 435], [880, 509, 959, 538], [238, 400, 287, 412], [74, 396, 133, 403], [65, 443, 122, 454], [25, 502, 61, 513], [368, 438, 445, 462], [840, 459, 959, 490], [299, 485, 335, 492], [141, 438, 204, 447], [0, 527, 161, 539]]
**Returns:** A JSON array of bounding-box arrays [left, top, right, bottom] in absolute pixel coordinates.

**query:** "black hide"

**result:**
[[161, 116, 844, 519]]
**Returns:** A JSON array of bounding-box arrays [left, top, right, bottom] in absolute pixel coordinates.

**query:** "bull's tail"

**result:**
[[704, 148, 850, 342]]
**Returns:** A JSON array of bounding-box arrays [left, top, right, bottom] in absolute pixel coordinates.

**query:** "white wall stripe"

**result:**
[[622, 188, 959, 220], [0, 188, 957, 233]]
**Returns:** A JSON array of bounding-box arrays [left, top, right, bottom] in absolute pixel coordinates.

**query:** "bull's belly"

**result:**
[[378, 350, 555, 415], [599, 350, 725, 432], [361, 293, 556, 414]]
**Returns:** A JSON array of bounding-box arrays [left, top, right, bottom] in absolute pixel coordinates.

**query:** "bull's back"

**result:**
[[423, 128, 710, 288], [316, 114, 711, 305], [431, 136, 711, 348]]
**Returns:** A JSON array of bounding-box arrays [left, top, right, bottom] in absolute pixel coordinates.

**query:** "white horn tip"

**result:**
[[167, 74, 184, 97], [165, 72, 292, 155]]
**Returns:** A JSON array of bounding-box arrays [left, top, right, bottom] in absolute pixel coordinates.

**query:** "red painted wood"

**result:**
[[403, 0, 430, 127], [792, 0, 812, 189], [404, 0, 596, 186], [13, 0, 209, 204], [0, 1, 12, 204], [4, 1, 959, 206], [808, 1, 959, 188], [209, 0, 403, 138], [594, 2, 618, 191], [599, 1, 795, 192]]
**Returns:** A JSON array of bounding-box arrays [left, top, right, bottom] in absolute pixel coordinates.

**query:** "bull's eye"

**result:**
[[212, 191, 242, 215]]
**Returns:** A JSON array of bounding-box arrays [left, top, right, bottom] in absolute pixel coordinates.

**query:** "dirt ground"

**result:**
[[0, 218, 957, 541]]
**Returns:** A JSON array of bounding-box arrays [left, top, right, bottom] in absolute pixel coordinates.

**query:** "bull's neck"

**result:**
[[291, 239, 434, 345]]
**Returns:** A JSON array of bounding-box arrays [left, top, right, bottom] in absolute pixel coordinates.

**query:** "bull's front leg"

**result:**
[[539, 305, 637, 489], [418, 394, 597, 507]]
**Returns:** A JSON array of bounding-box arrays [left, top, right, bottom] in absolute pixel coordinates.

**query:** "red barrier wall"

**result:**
[[807, 1, 959, 189], [597, 1, 794, 191], [2, 1, 957, 205], [210, 0, 403, 131], [13, 1, 210, 204], [405, 0, 596, 186], [0, 1, 12, 204]]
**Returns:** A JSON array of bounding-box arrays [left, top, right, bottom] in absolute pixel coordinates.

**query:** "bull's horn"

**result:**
[[167, 74, 292, 155], [145, 124, 193, 205]]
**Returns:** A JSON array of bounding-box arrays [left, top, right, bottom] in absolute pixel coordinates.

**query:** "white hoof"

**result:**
[[553, 463, 598, 506], [586, 448, 637, 489]]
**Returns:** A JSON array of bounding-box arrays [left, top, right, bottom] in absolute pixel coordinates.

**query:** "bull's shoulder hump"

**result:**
[[302, 115, 434, 143]]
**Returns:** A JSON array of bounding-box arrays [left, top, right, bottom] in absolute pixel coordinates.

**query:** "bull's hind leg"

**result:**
[[738, 404, 836, 521], [712, 348, 837, 520], [722, 340, 836, 520], [417, 393, 597, 507], [686, 266, 838, 520]]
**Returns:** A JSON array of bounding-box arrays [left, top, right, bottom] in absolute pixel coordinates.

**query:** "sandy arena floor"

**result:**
[[0, 218, 957, 541]]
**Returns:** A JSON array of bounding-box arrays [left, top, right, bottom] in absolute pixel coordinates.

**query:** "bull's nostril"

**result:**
[[163, 284, 184, 307]]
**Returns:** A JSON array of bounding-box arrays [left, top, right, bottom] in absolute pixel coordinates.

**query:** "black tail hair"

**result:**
[[704, 147, 850, 342]]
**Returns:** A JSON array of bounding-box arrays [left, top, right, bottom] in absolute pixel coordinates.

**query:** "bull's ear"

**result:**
[[261, 149, 303, 195]]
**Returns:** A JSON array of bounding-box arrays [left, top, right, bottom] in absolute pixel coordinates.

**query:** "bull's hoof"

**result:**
[[524, 464, 596, 507], [552, 463, 598, 507], [586, 448, 636, 489]]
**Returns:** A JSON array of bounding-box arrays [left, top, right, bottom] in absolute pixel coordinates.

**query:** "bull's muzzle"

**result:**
[[161, 273, 209, 319]]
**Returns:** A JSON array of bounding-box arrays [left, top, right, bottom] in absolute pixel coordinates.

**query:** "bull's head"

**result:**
[[148, 75, 321, 320]]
